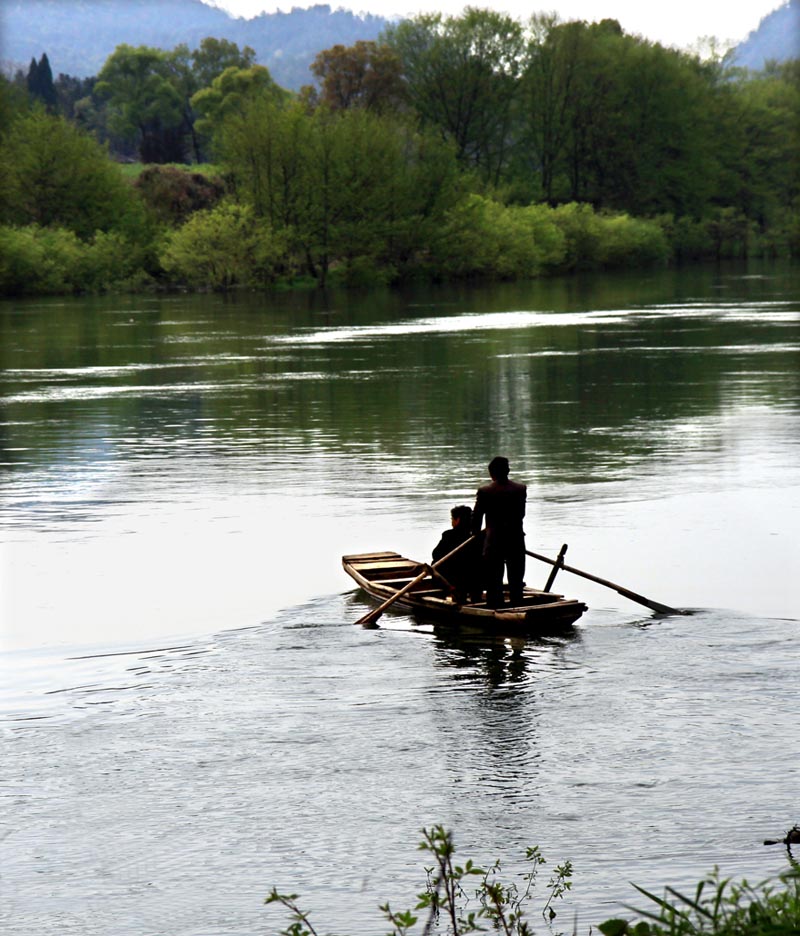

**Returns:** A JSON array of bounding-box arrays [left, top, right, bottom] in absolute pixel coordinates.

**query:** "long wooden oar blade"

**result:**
[[354, 567, 429, 628], [526, 548, 684, 615], [354, 535, 477, 628]]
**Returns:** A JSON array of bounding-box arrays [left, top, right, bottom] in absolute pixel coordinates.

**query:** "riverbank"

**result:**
[[3, 203, 796, 299]]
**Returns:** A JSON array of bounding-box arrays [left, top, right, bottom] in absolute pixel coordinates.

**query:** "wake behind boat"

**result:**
[[342, 550, 588, 635]]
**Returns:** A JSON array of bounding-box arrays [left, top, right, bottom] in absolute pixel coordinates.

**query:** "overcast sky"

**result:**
[[207, 0, 783, 51]]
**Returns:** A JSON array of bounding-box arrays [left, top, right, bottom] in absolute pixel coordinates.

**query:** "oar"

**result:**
[[355, 536, 477, 628], [526, 548, 683, 615]]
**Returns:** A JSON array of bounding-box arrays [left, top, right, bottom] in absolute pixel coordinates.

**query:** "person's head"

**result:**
[[488, 456, 510, 481], [451, 505, 472, 528]]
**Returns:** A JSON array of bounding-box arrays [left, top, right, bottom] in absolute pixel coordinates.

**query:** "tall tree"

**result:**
[[96, 45, 187, 163], [309, 41, 405, 113], [216, 98, 460, 285], [191, 65, 286, 144], [96, 40, 261, 163], [191, 37, 256, 90], [0, 110, 139, 238], [26, 53, 58, 111], [384, 9, 525, 186], [517, 15, 585, 203]]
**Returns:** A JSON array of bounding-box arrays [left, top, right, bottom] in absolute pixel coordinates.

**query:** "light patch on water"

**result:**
[[268, 309, 632, 345]]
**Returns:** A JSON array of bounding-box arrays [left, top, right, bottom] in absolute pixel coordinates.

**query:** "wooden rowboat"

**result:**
[[342, 550, 588, 635]]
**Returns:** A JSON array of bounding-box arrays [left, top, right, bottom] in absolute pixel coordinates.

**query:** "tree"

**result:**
[[160, 202, 286, 288], [0, 75, 30, 140], [133, 165, 225, 226], [26, 53, 58, 112], [54, 72, 96, 121], [516, 15, 584, 203], [384, 9, 525, 186], [309, 40, 405, 112], [191, 37, 256, 90], [191, 65, 286, 144], [517, 19, 726, 217], [96, 45, 188, 163], [216, 98, 460, 285], [96, 40, 270, 163], [0, 110, 141, 239]]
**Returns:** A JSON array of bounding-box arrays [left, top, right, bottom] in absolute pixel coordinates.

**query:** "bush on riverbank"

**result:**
[[160, 201, 288, 288], [0, 224, 150, 295]]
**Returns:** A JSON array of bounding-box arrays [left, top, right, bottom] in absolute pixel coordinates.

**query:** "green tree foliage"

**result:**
[[721, 63, 800, 239], [160, 201, 287, 288], [384, 8, 525, 186], [217, 97, 461, 286], [518, 18, 723, 216], [434, 194, 566, 279], [308, 40, 406, 113], [0, 76, 30, 140], [95, 39, 260, 163], [191, 37, 256, 91], [54, 72, 96, 120], [0, 110, 142, 240], [96, 44, 188, 162], [191, 65, 286, 144], [0, 225, 146, 295]]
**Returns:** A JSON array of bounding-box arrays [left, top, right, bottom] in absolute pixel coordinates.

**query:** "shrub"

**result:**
[[436, 194, 564, 280], [550, 204, 668, 270], [134, 165, 226, 227], [0, 225, 82, 295], [597, 213, 670, 268], [551, 202, 605, 270], [0, 224, 151, 296], [266, 826, 573, 936], [0, 110, 141, 240], [160, 201, 288, 288]]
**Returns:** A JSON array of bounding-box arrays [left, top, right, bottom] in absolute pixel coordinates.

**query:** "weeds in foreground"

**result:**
[[266, 827, 800, 936], [600, 864, 800, 936], [266, 825, 572, 935]]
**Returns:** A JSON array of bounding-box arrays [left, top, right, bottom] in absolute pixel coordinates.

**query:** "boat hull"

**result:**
[[343, 551, 587, 635]]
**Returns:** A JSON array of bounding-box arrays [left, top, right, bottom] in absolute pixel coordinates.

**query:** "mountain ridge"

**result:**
[[730, 0, 800, 69], [0, 0, 390, 90], [1, 0, 796, 92]]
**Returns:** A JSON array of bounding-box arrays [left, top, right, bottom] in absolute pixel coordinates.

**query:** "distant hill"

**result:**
[[0, 0, 390, 90], [730, 0, 800, 69], [1, 0, 796, 91]]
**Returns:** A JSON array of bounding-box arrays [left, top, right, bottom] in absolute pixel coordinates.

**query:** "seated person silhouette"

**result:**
[[432, 505, 484, 604]]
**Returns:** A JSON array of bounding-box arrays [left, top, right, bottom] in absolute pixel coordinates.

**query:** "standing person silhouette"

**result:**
[[471, 456, 527, 608]]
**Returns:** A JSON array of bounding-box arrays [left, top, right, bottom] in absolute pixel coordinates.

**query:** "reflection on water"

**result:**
[[1, 261, 799, 934]]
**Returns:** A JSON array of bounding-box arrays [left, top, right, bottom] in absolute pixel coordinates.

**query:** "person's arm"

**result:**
[[471, 491, 484, 536]]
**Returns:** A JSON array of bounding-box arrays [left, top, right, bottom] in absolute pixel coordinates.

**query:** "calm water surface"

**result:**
[[1, 263, 799, 934]]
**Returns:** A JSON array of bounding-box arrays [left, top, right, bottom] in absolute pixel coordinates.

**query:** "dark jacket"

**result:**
[[432, 526, 472, 564], [472, 478, 527, 553], [432, 526, 483, 599]]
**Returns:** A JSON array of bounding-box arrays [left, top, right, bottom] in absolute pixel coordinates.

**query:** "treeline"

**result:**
[[1, 11, 798, 296]]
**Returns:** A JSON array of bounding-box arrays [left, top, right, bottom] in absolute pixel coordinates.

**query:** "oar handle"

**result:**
[[355, 535, 477, 628]]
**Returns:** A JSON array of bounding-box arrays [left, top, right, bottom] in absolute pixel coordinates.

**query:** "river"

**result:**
[[1, 262, 798, 934]]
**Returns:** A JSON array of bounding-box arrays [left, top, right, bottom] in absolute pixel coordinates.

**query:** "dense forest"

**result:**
[[0, 10, 798, 296]]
